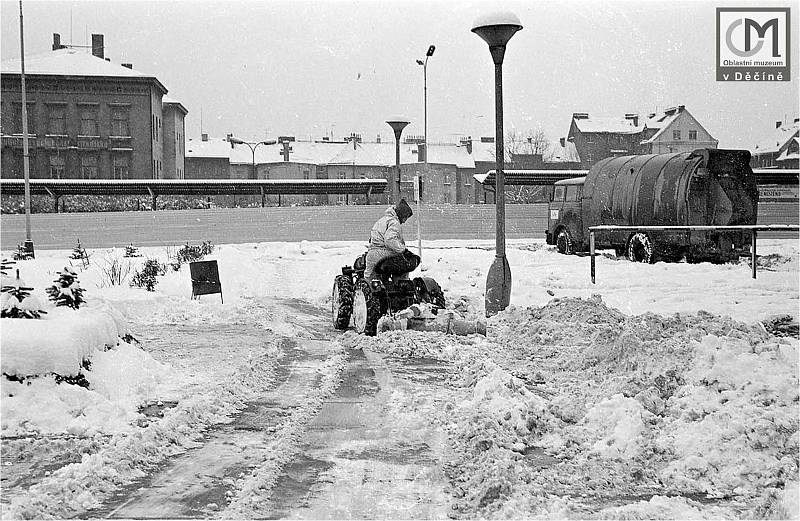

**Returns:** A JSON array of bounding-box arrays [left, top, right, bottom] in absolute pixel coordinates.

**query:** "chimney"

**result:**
[[322, 136, 330, 142], [52, 33, 63, 51], [121, 63, 133, 69], [624, 113, 639, 126], [794, 117, 799, 124], [677, 104, 685, 111], [572, 112, 589, 120], [91, 34, 104, 59], [480, 136, 495, 143], [559, 137, 565, 148], [648, 112, 656, 119], [776, 121, 783, 129], [459, 136, 472, 154], [376, 134, 381, 144], [201, 133, 208, 142]]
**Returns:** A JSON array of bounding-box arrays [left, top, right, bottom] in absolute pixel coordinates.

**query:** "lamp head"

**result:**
[[471, 12, 522, 54], [227, 135, 244, 145], [426, 45, 436, 57], [386, 117, 411, 140], [261, 140, 277, 146]]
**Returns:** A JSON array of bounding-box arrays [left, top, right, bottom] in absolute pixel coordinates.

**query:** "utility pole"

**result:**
[[19, 0, 33, 258]]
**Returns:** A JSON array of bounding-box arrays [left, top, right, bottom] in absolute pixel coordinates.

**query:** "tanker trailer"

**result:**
[[546, 148, 758, 263]]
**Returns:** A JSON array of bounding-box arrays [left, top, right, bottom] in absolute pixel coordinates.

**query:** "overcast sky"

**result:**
[[1, 0, 798, 148]]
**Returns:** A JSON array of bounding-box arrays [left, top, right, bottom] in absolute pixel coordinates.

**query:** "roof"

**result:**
[[474, 169, 588, 186], [753, 121, 800, 155], [186, 137, 231, 159], [573, 116, 640, 134], [640, 110, 683, 144], [776, 148, 799, 162], [543, 139, 581, 163], [162, 95, 188, 115], [192, 137, 476, 168], [0, 48, 167, 93], [0, 178, 387, 196]]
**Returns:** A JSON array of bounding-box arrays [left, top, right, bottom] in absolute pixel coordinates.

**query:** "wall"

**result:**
[[162, 105, 185, 179], [646, 111, 717, 154], [185, 156, 229, 179], [0, 75, 155, 180]]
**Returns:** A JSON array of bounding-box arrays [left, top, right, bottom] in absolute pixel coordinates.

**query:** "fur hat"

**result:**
[[394, 199, 413, 221]]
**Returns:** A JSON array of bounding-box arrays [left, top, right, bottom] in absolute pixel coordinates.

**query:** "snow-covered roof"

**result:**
[[543, 139, 580, 163], [186, 137, 231, 159], [753, 121, 800, 155], [471, 139, 497, 162], [640, 110, 683, 144], [162, 96, 188, 115], [1, 48, 167, 94], [776, 148, 799, 162], [573, 116, 641, 134]]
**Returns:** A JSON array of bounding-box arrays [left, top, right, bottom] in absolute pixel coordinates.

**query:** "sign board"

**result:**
[[758, 184, 799, 203], [189, 260, 223, 303]]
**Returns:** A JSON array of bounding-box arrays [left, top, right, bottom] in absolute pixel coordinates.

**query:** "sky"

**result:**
[[1, 0, 798, 149]]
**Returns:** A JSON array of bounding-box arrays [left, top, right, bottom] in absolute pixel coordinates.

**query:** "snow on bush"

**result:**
[[1, 304, 124, 377]]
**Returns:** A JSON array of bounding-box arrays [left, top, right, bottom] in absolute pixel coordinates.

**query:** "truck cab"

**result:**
[[546, 176, 586, 254]]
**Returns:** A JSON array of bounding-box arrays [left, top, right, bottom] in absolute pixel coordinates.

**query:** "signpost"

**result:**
[[413, 175, 422, 260]]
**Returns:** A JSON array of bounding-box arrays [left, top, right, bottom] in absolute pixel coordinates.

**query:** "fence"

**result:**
[[587, 224, 800, 283]]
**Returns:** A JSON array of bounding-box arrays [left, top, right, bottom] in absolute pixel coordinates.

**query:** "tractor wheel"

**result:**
[[332, 275, 354, 330], [556, 228, 574, 255], [626, 233, 654, 263], [353, 280, 381, 336]]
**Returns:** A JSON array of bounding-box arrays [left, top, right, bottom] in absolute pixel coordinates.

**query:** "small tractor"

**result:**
[[332, 252, 445, 336]]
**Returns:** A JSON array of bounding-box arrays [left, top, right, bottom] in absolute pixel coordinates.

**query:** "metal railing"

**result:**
[[588, 224, 800, 283]]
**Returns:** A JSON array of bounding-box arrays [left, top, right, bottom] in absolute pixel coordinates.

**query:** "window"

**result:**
[[113, 156, 129, 179], [47, 105, 66, 135], [443, 174, 451, 185], [565, 185, 579, 201], [552, 185, 565, 202], [49, 155, 65, 179], [81, 155, 98, 179], [79, 106, 98, 136], [13, 102, 36, 134], [673, 129, 681, 140], [303, 169, 310, 180], [688, 130, 697, 140], [111, 107, 130, 136]]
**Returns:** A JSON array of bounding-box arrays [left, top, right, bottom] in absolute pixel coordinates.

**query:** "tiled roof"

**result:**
[[753, 121, 799, 155]]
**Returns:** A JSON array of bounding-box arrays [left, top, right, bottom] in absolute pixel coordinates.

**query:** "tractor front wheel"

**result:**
[[626, 233, 655, 263], [332, 275, 354, 330]]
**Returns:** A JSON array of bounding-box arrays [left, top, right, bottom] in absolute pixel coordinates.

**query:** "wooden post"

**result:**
[[590, 230, 596, 284], [751, 229, 757, 279]]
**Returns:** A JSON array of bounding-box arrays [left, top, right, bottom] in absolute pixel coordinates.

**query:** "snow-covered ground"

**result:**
[[1, 238, 798, 519]]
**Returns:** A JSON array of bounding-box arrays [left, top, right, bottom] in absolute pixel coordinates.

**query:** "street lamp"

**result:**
[[415, 44, 435, 167], [386, 117, 410, 203], [472, 11, 522, 317], [227, 135, 276, 180]]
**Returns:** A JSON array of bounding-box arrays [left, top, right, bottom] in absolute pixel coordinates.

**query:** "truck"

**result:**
[[545, 148, 759, 263]]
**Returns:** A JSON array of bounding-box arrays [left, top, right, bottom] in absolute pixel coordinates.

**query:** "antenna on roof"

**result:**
[[200, 106, 204, 136], [70, 7, 73, 45]]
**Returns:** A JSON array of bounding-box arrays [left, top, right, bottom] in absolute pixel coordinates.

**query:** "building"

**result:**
[[0, 33, 186, 180], [566, 105, 717, 167], [751, 119, 799, 169]]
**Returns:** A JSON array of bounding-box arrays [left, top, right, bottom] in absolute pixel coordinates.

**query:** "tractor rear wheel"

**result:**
[[353, 280, 380, 336], [332, 275, 354, 330]]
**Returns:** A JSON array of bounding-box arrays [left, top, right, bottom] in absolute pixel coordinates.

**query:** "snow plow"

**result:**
[[332, 252, 485, 336]]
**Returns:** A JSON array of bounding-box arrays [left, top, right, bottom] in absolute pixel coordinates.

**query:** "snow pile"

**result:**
[[1, 302, 127, 377], [1, 341, 173, 437], [582, 394, 651, 460], [660, 334, 799, 497]]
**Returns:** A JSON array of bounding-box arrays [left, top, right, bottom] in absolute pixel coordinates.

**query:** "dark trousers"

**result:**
[[376, 249, 420, 277]]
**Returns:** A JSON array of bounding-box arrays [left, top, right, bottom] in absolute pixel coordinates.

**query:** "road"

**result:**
[[1, 203, 795, 251]]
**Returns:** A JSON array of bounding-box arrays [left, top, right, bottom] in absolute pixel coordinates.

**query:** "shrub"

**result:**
[[98, 254, 133, 288], [131, 258, 166, 292], [170, 241, 215, 271]]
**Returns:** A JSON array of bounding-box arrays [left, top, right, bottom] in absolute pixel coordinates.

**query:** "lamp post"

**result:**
[[227, 135, 276, 180], [386, 117, 410, 203], [19, 0, 33, 258], [472, 11, 522, 317], [415, 45, 434, 261]]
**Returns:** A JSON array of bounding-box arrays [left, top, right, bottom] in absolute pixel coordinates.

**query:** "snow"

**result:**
[[1, 237, 797, 518]]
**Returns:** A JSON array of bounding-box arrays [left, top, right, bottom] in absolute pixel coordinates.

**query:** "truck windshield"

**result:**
[[566, 185, 580, 201], [553, 186, 565, 201]]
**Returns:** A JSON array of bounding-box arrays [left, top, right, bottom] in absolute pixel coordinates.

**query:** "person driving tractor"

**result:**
[[364, 199, 420, 281]]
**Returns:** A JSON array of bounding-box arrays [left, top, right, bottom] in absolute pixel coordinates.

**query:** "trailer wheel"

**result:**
[[626, 233, 654, 263], [556, 228, 574, 255]]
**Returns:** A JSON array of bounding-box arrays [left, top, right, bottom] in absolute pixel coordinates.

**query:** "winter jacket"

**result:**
[[365, 207, 406, 279]]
